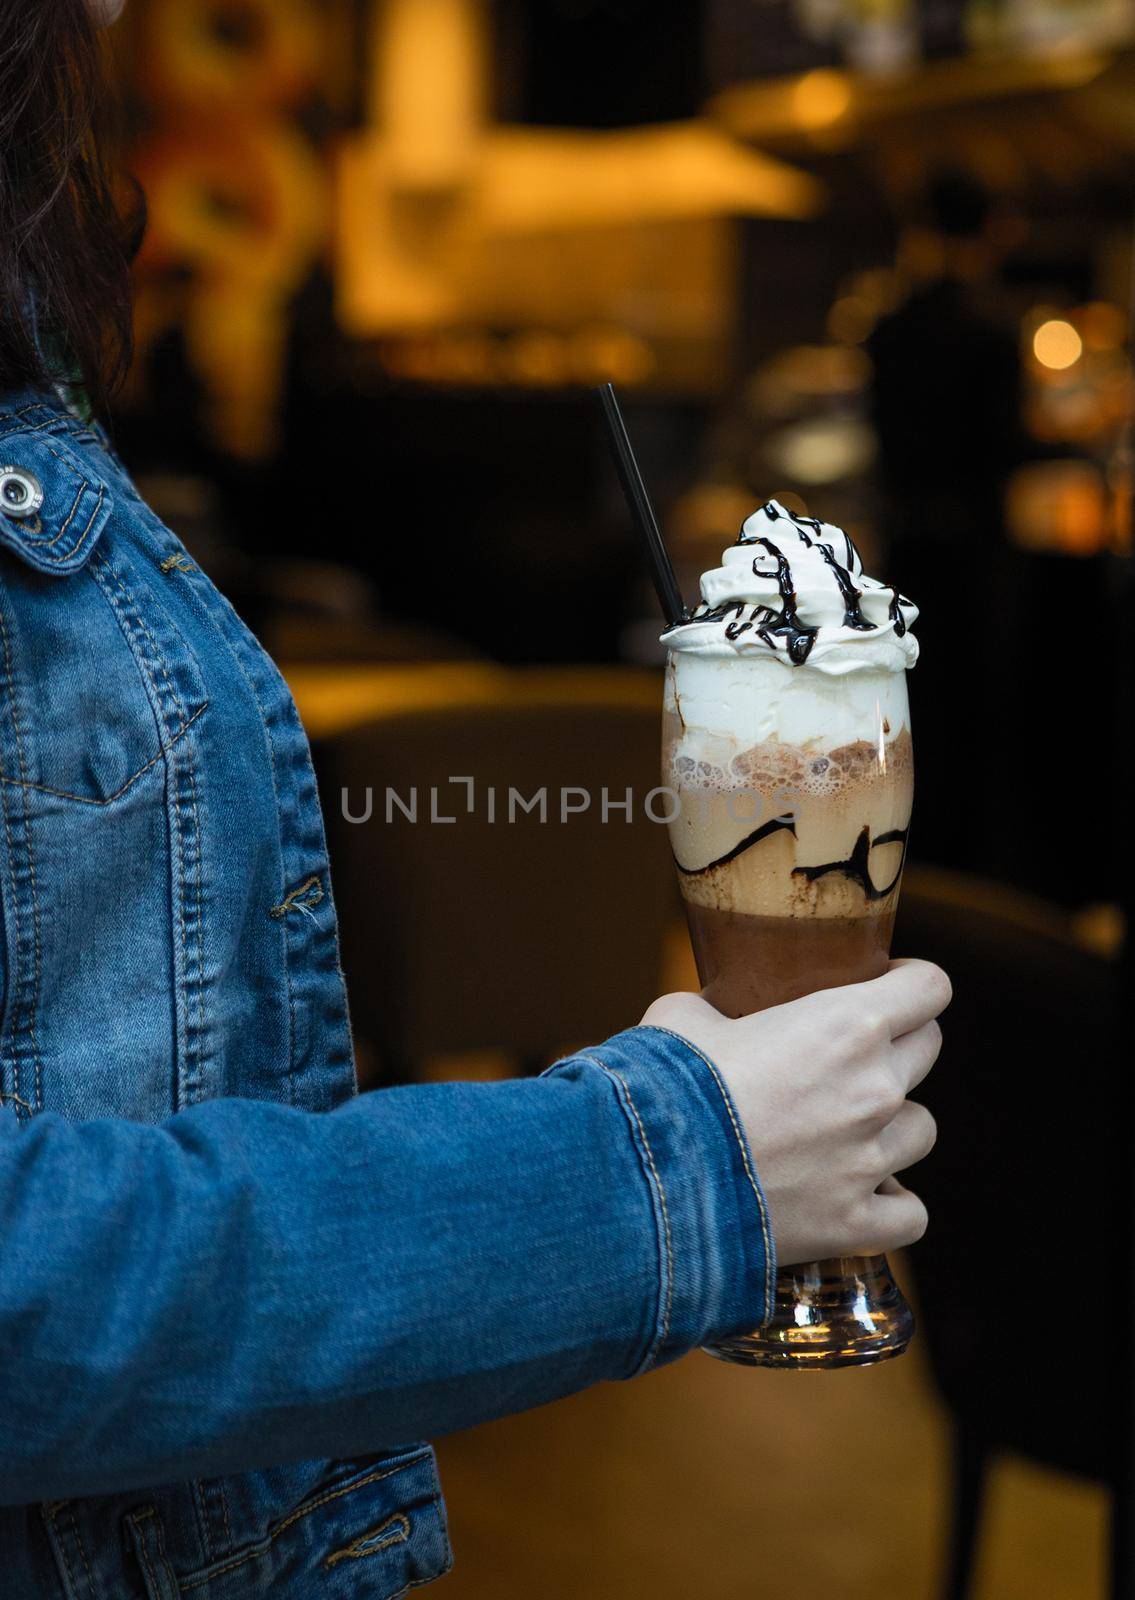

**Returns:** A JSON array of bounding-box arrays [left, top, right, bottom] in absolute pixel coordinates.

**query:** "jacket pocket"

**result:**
[[174, 1449, 453, 1600], [0, 438, 207, 810]]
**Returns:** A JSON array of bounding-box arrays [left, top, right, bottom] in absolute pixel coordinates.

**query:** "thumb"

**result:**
[[640, 990, 724, 1034]]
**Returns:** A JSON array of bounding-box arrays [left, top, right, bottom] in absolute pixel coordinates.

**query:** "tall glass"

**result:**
[[663, 649, 915, 1368]]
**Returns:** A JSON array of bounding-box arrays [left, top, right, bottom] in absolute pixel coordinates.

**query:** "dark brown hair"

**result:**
[[0, 0, 144, 416]]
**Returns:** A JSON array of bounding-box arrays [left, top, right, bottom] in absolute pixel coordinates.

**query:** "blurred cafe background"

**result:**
[[103, 1, 1134, 1595]]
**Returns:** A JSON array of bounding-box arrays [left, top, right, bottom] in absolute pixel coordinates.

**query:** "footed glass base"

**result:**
[[705, 1253, 914, 1370]]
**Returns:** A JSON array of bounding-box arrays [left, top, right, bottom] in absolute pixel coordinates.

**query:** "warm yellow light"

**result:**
[[791, 70, 852, 130], [570, 327, 654, 386], [1033, 319, 1083, 371], [376, 0, 486, 189]]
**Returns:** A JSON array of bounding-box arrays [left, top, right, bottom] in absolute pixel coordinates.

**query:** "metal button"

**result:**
[[0, 466, 44, 519]]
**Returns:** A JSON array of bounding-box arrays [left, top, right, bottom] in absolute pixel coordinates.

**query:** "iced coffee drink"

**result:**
[[663, 499, 918, 1367]]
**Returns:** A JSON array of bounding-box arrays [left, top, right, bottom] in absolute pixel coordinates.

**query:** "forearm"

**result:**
[[0, 1027, 770, 1504]]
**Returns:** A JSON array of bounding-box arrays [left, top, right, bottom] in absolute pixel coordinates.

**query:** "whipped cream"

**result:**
[[663, 500, 918, 676], [663, 652, 911, 752]]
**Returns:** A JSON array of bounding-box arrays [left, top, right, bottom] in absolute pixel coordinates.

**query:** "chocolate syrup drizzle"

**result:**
[[750, 537, 818, 664], [675, 813, 798, 876], [678, 817, 909, 903], [755, 500, 824, 543], [665, 501, 912, 661], [791, 825, 909, 902], [815, 543, 875, 633]]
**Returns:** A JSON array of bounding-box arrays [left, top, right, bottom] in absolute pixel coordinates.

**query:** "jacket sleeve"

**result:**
[[0, 1024, 772, 1505]]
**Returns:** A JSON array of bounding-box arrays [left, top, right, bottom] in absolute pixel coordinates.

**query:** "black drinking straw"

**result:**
[[597, 382, 686, 628]]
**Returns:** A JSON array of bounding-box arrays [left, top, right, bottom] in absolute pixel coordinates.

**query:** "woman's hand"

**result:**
[[642, 959, 950, 1267]]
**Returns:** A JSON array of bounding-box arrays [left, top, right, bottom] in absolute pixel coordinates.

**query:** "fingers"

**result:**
[[861, 959, 952, 1040], [876, 1100, 937, 1176], [890, 1018, 943, 1094], [855, 1178, 929, 1255]]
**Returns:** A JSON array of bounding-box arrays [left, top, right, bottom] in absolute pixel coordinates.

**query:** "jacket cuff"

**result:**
[[544, 1024, 775, 1373]]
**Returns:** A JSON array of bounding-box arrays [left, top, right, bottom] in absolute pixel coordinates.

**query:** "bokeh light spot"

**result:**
[[791, 70, 852, 130], [1033, 319, 1083, 371]]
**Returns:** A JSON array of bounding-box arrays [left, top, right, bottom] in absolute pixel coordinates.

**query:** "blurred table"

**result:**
[[281, 662, 662, 741]]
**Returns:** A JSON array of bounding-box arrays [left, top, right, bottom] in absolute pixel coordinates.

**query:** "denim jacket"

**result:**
[[0, 386, 774, 1599]]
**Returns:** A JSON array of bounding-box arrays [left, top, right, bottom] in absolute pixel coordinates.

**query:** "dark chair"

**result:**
[[895, 866, 1123, 1598], [257, 558, 483, 665], [316, 671, 676, 1085]]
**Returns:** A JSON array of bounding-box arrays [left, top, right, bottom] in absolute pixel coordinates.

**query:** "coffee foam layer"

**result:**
[[671, 731, 912, 802]]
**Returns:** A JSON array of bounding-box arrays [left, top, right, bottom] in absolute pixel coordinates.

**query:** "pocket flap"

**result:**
[[170, 1447, 453, 1598], [0, 431, 112, 575]]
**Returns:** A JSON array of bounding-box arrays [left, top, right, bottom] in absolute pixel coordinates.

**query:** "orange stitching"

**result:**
[[585, 1058, 674, 1366], [90, 548, 205, 1107], [217, 610, 298, 1098], [150, 1509, 176, 1597], [65, 1504, 98, 1600], [90, 548, 186, 724], [0, 603, 27, 1109], [639, 1024, 776, 1324], [269, 875, 324, 920], [62, 484, 104, 561], [215, 1479, 233, 1553], [272, 1463, 402, 1538], [324, 1512, 410, 1570], [128, 1511, 161, 1599], [2, 511, 43, 535], [56, 481, 85, 542], [41, 1505, 79, 1600], [0, 594, 44, 1112], [178, 1460, 418, 1590], [181, 709, 206, 1105], [0, 412, 56, 439], [17, 438, 87, 547], [0, 701, 207, 806], [25, 476, 83, 549]]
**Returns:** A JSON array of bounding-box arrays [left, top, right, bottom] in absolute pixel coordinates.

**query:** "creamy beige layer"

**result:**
[[666, 730, 913, 919]]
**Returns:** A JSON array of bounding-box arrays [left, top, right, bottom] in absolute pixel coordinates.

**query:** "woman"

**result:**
[[0, 3, 948, 1596]]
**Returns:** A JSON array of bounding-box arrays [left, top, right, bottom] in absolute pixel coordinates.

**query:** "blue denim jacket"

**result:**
[[0, 386, 774, 1599]]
